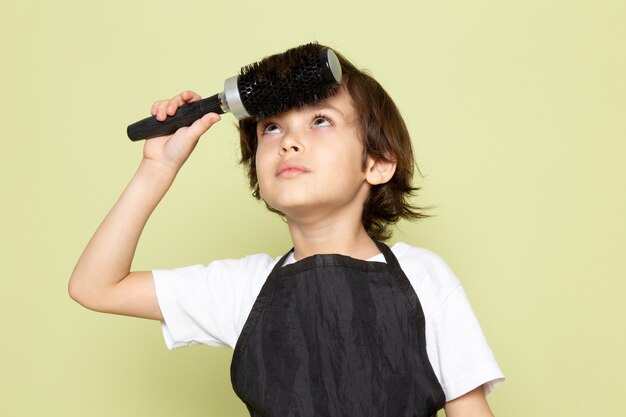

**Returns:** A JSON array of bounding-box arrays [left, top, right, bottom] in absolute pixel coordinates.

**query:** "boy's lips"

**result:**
[[276, 162, 310, 178]]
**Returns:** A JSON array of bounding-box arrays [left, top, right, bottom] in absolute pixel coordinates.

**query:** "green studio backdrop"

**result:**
[[1, 0, 624, 416]]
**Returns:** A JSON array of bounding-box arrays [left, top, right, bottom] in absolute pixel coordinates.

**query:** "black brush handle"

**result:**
[[127, 93, 224, 141]]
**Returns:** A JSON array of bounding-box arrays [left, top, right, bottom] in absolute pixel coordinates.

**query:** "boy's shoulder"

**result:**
[[392, 242, 459, 280], [214, 252, 280, 270], [391, 241, 444, 262], [390, 242, 463, 315]]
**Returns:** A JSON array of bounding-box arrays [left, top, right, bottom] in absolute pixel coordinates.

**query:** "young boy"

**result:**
[[69, 44, 504, 417]]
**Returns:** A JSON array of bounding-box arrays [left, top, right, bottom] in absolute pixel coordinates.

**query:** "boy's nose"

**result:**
[[279, 130, 304, 155], [280, 143, 300, 154]]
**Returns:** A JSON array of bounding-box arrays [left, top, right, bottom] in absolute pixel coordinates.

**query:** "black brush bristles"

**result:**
[[238, 43, 341, 120]]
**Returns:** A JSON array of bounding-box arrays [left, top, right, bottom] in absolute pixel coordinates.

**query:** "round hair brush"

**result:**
[[127, 44, 342, 141]]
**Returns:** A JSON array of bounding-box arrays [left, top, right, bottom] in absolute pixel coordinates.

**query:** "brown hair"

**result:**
[[238, 44, 428, 241]]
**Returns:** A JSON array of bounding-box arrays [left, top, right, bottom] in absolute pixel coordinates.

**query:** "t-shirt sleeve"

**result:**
[[152, 254, 276, 350], [425, 284, 505, 401], [396, 244, 505, 401]]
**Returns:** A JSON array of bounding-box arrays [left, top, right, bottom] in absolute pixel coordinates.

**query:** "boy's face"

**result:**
[[254, 88, 374, 222]]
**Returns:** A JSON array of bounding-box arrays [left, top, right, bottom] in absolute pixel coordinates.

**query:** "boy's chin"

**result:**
[[261, 193, 311, 214], [267, 201, 322, 220]]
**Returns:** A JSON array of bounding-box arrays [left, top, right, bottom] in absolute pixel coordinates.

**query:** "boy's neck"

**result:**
[[287, 218, 381, 261]]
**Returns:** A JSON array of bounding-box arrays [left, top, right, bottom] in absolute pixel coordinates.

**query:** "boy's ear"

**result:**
[[365, 156, 397, 185]]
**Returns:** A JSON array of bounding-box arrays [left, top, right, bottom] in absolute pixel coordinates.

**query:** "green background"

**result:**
[[1, 0, 624, 416]]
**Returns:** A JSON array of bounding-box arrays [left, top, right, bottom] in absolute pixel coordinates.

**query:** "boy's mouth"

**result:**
[[276, 162, 310, 178]]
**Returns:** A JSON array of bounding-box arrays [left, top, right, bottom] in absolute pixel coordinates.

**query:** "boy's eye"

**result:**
[[261, 123, 281, 135], [312, 115, 333, 128]]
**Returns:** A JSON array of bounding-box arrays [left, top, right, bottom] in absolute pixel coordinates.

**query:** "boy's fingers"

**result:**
[[180, 91, 192, 102], [151, 91, 201, 116], [151, 91, 202, 120], [185, 113, 221, 139], [165, 94, 184, 115], [151, 100, 166, 116], [181, 90, 202, 102], [156, 106, 168, 121], [166, 103, 178, 116], [166, 91, 200, 116], [154, 100, 171, 120]]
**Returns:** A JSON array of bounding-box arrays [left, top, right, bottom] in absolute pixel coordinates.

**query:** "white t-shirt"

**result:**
[[153, 242, 504, 401]]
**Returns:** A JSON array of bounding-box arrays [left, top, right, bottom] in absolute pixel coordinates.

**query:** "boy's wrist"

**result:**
[[137, 157, 179, 183]]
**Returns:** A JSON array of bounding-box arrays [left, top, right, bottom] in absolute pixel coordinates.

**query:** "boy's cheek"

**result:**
[[256, 176, 271, 202]]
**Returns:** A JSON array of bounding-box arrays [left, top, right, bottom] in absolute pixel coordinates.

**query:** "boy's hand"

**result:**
[[143, 90, 221, 172]]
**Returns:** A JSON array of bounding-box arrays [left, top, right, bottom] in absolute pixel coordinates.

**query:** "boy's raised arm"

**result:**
[[69, 91, 221, 320]]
